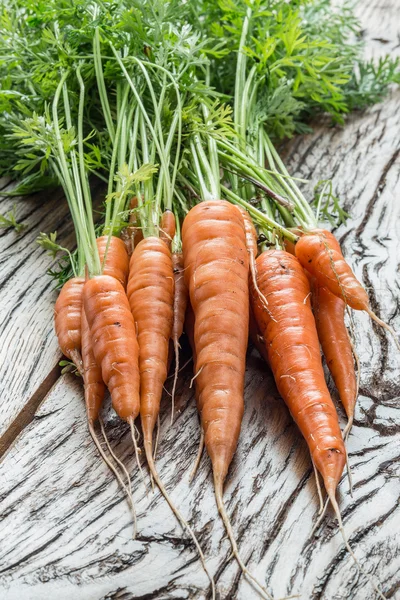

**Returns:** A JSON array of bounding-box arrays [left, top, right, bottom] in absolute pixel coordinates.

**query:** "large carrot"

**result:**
[[252, 249, 386, 599], [295, 229, 400, 349], [127, 236, 174, 452], [182, 200, 272, 599], [127, 235, 215, 593], [311, 279, 358, 438], [251, 249, 346, 498], [54, 277, 85, 375]]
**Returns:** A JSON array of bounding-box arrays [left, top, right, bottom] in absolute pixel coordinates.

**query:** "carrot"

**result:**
[[127, 235, 215, 594], [295, 229, 400, 349], [160, 209, 176, 248], [311, 279, 358, 438], [182, 200, 272, 599], [127, 236, 174, 453], [83, 274, 140, 422], [81, 292, 137, 533], [96, 235, 129, 288], [81, 308, 105, 424], [252, 249, 387, 599], [54, 277, 85, 375], [170, 250, 189, 422], [184, 301, 205, 482], [251, 249, 346, 498]]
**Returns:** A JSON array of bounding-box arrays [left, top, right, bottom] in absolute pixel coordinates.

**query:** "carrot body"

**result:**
[[160, 210, 176, 248], [127, 237, 174, 447], [251, 249, 346, 496], [54, 277, 85, 372], [311, 280, 357, 422], [96, 235, 129, 288], [182, 200, 249, 486], [295, 229, 369, 310], [83, 275, 140, 421], [172, 251, 189, 348], [81, 308, 105, 423]]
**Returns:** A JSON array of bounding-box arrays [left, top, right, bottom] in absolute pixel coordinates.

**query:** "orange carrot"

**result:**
[[127, 235, 214, 592], [160, 209, 176, 248], [127, 236, 174, 454], [81, 309, 105, 424], [311, 279, 358, 436], [251, 249, 346, 500], [96, 235, 129, 288], [295, 229, 400, 349], [183, 200, 271, 599], [54, 277, 85, 375], [170, 250, 189, 421], [83, 275, 140, 423]]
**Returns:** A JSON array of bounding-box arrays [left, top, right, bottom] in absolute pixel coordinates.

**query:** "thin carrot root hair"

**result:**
[[145, 444, 216, 599], [366, 307, 400, 352], [311, 497, 329, 537], [328, 492, 387, 600], [312, 461, 325, 515], [99, 417, 133, 495], [189, 428, 205, 483], [128, 417, 148, 495], [213, 474, 275, 600], [88, 420, 137, 538]]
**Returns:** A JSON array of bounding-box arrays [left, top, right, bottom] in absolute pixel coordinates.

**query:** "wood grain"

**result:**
[[0, 181, 103, 437], [0, 0, 399, 599]]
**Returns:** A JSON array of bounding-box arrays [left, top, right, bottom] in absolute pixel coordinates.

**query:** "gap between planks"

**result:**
[[0, 361, 62, 461]]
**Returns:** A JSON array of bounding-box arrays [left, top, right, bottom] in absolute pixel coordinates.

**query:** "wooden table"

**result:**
[[1, 1, 399, 598]]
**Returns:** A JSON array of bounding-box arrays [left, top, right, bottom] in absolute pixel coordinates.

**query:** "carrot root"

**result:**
[[189, 428, 205, 483], [366, 307, 400, 352], [328, 492, 387, 600], [214, 475, 274, 600], [312, 461, 324, 515], [170, 337, 180, 425], [128, 417, 148, 495], [88, 420, 137, 538], [145, 444, 216, 599]]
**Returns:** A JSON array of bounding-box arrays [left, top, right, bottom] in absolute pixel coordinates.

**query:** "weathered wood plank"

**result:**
[[0, 181, 103, 437], [1, 0, 399, 598]]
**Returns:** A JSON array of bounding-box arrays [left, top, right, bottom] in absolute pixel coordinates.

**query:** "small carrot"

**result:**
[[54, 277, 85, 375], [96, 235, 129, 289], [160, 209, 176, 248], [295, 229, 400, 349], [183, 200, 272, 599], [81, 308, 105, 424], [311, 279, 358, 438], [83, 274, 140, 423], [170, 250, 189, 422]]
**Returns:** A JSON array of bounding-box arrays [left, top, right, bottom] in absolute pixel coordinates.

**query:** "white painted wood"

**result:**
[[0, 1, 399, 599], [0, 181, 103, 436]]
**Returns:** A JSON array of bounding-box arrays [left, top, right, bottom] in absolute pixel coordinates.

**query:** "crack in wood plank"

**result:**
[[0, 362, 61, 461]]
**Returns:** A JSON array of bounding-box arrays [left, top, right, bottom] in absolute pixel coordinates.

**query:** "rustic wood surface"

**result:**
[[0, 1, 399, 598]]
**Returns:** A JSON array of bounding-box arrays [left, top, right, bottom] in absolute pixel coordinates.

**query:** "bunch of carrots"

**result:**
[[2, 0, 399, 598]]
